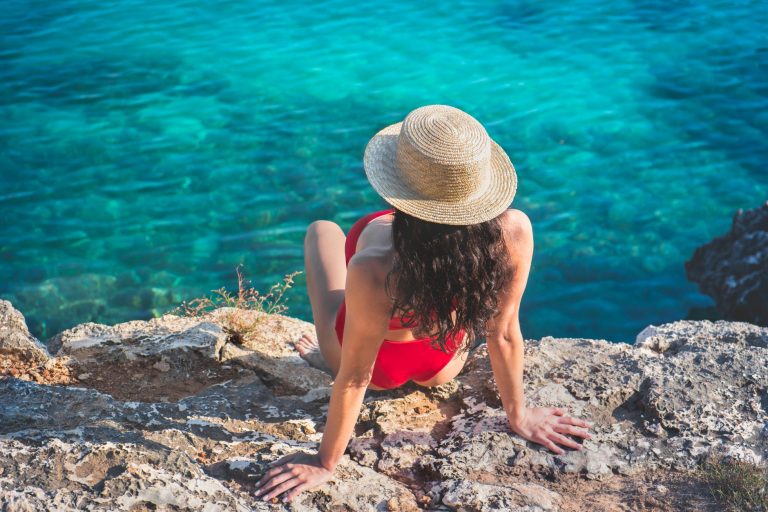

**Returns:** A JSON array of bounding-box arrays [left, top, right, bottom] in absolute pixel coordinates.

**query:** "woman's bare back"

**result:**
[[351, 209, 528, 343], [351, 212, 424, 342]]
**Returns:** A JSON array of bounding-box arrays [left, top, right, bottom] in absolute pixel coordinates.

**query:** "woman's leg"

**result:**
[[300, 220, 347, 377], [297, 220, 390, 391]]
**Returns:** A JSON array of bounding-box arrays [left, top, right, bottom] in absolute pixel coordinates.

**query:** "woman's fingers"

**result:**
[[254, 467, 294, 496], [284, 481, 312, 503], [552, 423, 592, 440], [255, 465, 287, 488], [542, 438, 565, 455], [548, 431, 584, 450], [261, 477, 301, 501], [253, 453, 303, 493], [558, 415, 592, 429]]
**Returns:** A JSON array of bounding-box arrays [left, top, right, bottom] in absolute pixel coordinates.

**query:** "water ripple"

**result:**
[[0, 0, 765, 341]]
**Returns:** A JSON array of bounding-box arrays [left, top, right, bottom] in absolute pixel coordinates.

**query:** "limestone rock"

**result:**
[[441, 479, 560, 512], [0, 300, 49, 362], [210, 307, 333, 397], [686, 201, 768, 326], [1, 301, 765, 511], [43, 307, 331, 402], [51, 313, 228, 361], [636, 320, 767, 449], [46, 312, 235, 401]]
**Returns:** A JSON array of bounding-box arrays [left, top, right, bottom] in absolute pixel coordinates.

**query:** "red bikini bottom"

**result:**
[[334, 300, 465, 389]]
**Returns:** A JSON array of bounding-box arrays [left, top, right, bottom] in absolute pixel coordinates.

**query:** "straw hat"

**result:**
[[363, 104, 517, 225]]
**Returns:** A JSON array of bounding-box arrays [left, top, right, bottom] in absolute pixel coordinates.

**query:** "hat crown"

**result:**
[[395, 105, 492, 202]]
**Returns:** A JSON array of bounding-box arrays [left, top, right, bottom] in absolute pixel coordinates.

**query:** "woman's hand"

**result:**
[[253, 451, 333, 504], [508, 406, 592, 455]]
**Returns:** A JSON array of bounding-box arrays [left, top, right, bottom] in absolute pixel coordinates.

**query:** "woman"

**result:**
[[254, 105, 592, 504]]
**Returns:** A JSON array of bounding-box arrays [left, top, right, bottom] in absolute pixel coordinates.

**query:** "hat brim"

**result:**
[[363, 121, 518, 225]]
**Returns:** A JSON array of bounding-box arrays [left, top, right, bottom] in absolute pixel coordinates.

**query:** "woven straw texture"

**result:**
[[364, 105, 517, 225]]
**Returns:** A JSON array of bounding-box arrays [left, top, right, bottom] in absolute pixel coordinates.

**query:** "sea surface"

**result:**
[[1, 0, 766, 344]]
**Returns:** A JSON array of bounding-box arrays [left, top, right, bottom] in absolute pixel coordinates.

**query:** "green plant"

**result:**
[[170, 264, 301, 345], [701, 452, 768, 512]]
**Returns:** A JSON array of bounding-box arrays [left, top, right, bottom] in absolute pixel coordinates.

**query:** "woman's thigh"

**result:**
[[304, 220, 347, 377], [303, 220, 391, 391]]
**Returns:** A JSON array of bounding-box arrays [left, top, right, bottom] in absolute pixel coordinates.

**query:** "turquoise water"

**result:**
[[1, 1, 766, 344]]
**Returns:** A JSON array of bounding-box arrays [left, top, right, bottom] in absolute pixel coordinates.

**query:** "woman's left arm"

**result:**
[[486, 210, 532, 425], [486, 311, 526, 424], [486, 210, 592, 454]]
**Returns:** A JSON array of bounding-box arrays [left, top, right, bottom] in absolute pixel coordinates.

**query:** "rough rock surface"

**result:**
[[1, 301, 766, 511], [686, 201, 768, 326], [0, 300, 50, 363]]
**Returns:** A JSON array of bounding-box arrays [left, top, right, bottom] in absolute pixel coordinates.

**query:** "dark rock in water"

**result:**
[[686, 201, 768, 326]]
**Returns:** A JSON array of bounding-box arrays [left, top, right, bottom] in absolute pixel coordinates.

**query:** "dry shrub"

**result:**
[[702, 452, 768, 512], [169, 264, 301, 345]]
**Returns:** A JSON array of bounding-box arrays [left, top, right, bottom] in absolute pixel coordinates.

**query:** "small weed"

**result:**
[[169, 264, 301, 345], [701, 452, 768, 512]]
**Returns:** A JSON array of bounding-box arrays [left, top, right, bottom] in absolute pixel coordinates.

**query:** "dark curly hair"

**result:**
[[384, 208, 515, 356]]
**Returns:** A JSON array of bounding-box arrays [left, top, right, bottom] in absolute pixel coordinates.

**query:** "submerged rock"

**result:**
[[0, 301, 764, 510], [686, 201, 768, 326]]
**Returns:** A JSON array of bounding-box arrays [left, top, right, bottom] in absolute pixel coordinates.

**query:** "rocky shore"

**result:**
[[1, 298, 766, 511]]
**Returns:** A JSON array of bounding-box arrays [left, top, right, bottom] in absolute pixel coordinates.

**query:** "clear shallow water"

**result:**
[[1, 0, 766, 343]]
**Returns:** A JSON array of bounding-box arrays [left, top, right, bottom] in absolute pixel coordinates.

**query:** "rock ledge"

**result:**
[[1, 300, 766, 511]]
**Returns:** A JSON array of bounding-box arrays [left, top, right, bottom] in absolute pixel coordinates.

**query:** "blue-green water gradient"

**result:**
[[1, 0, 766, 343]]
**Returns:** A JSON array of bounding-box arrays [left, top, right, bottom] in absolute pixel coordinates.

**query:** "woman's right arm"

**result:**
[[317, 257, 390, 470], [317, 377, 370, 470], [254, 258, 390, 504]]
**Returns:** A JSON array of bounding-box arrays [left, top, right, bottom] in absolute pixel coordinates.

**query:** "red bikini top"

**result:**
[[344, 209, 455, 330]]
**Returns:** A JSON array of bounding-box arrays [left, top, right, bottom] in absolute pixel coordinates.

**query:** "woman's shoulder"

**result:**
[[352, 213, 395, 267], [499, 209, 533, 262], [347, 243, 392, 285], [500, 207, 531, 225], [500, 208, 533, 238], [346, 250, 392, 310]]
